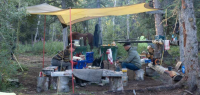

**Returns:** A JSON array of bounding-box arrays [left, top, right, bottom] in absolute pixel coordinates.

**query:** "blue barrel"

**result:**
[[86, 52, 94, 63]]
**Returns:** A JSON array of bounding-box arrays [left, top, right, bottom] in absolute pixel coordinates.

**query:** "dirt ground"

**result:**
[[12, 54, 185, 95]]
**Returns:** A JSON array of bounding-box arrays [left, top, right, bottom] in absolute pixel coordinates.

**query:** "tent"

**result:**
[[27, 3, 158, 25], [26, 3, 158, 93]]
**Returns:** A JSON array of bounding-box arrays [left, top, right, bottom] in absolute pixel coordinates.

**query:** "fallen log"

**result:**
[[148, 63, 182, 81], [134, 82, 183, 92]]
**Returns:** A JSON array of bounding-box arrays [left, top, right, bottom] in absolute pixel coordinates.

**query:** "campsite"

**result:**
[[0, 0, 200, 95]]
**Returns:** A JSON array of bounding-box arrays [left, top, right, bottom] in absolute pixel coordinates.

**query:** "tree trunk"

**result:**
[[17, 0, 21, 50], [180, 0, 200, 93], [62, 0, 68, 49], [179, 14, 184, 62], [31, 33, 33, 46], [109, 77, 123, 91], [34, 15, 41, 44], [154, 0, 164, 36], [112, 0, 116, 38], [126, 0, 130, 40], [87, 21, 88, 33], [36, 77, 49, 92], [153, 0, 164, 59], [97, 0, 102, 46], [62, 27, 68, 49], [57, 76, 70, 92], [62, 0, 66, 9], [52, 23, 55, 41]]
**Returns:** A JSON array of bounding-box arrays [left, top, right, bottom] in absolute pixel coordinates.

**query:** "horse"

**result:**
[[68, 32, 93, 49]]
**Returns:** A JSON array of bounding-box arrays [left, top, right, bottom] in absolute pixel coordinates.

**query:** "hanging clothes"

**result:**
[[164, 40, 170, 50], [93, 24, 100, 47], [107, 49, 113, 64]]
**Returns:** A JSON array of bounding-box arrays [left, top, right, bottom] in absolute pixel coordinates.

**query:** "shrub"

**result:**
[[116, 43, 127, 59], [92, 47, 100, 59], [17, 41, 63, 56], [167, 46, 180, 57]]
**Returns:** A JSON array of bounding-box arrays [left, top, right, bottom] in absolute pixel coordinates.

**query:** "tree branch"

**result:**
[[3, 0, 8, 5]]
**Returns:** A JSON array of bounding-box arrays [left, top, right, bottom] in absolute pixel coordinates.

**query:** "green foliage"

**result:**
[[116, 43, 126, 59], [137, 45, 147, 54], [17, 43, 32, 54], [0, 0, 27, 90], [167, 46, 180, 57], [115, 43, 147, 60], [0, 60, 19, 90], [86, 38, 91, 52], [92, 47, 99, 59], [18, 41, 63, 56]]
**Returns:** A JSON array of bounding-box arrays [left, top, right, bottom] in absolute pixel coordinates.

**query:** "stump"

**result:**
[[148, 63, 182, 81], [42, 66, 58, 90], [51, 77, 57, 90], [145, 67, 158, 77], [57, 76, 70, 92], [52, 70, 124, 92], [36, 77, 49, 93], [109, 77, 123, 91]]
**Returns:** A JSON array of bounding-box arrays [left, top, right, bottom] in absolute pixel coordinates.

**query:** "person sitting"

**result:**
[[116, 42, 144, 80], [51, 44, 76, 71]]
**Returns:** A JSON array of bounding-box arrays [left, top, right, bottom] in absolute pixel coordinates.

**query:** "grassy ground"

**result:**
[[3, 42, 198, 95], [17, 41, 63, 56]]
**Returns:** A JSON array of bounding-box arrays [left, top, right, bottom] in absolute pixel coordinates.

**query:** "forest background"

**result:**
[[0, 0, 200, 90]]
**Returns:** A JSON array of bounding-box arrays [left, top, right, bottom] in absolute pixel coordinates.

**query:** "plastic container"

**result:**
[[86, 52, 94, 63], [168, 66, 172, 71], [155, 35, 165, 40], [182, 65, 185, 74], [122, 68, 127, 73], [145, 59, 151, 63], [74, 60, 87, 69]]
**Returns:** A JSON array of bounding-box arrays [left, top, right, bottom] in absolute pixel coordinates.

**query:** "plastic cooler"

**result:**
[[155, 35, 165, 40], [145, 59, 151, 63], [86, 52, 94, 63], [74, 60, 87, 69]]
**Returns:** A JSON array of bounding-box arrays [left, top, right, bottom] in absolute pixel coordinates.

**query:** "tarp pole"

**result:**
[[69, 8, 74, 93], [43, 15, 46, 68]]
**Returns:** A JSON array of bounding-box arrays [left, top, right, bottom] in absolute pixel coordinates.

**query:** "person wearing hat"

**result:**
[[117, 42, 142, 71], [51, 44, 76, 71]]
